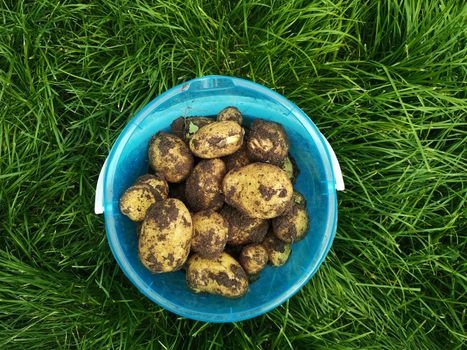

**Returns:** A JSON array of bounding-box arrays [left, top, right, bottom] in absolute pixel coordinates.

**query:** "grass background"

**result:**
[[0, 0, 466, 348]]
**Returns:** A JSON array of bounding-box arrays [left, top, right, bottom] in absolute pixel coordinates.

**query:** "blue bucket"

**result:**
[[95, 75, 344, 322]]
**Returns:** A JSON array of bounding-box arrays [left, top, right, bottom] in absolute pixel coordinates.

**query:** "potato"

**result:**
[[135, 174, 169, 201], [220, 205, 269, 245], [148, 132, 194, 183], [223, 144, 251, 171], [186, 252, 248, 298], [191, 210, 228, 259], [292, 191, 306, 207], [272, 192, 309, 243], [239, 244, 268, 275], [189, 121, 244, 159], [170, 116, 186, 139], [217, 106, 243, 125], [279, 155, 299, 183], [119, 184, 158, 222], [281, 191, 306, 214], [223, 163, 293, 219], [247, 119, 289, 164], [185, 159, 226, 212], [138, 199, 192, 273], [171, 116, 214, 142], [263, 233, 291, 266]]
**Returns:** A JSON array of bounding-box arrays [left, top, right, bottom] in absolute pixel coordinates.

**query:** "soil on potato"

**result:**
[[247, 119, 288, 164], [163, 133, 193, 174], [185, 160, 225, 211], [146, 199, 180, 230]]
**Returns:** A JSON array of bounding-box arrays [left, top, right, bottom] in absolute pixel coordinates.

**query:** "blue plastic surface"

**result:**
[[103, 76, 338, 322]]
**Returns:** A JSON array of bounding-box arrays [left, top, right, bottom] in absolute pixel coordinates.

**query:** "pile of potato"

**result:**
[[119, 107, 310, 298]]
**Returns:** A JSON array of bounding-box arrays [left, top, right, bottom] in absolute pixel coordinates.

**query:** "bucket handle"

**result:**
[[94, 157, 108, 214], [321, 134, 345, 191]]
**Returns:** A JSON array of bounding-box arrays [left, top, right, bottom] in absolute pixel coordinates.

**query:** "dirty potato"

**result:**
[[191, 210, 228, 259], [263, 233, 291, 267], [135, 174, 169, 201], [170, 116, 186, 139], [239, 244, 268, 275], [171, 116, 214, 142], [119, 184, 158, 222], [185, 158, 226, 212], [291, 191, 306, 206], [189, 121, 244, 159], [139, 199, 192, 273], [148, 132, 194, 183], [223, 144, 251, 171], [279, 155, 299, 183], [281, 190, 306, 215], [247, 119, 289, 164], [220, 205, 269, 245], [186, 252, 249, 298], [223, 163, 293, 219], [272, 192, 309, 243], [217, 106, 243, 125]]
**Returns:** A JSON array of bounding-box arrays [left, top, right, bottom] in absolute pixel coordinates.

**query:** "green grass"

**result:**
[[0, 0, 466, 348]]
